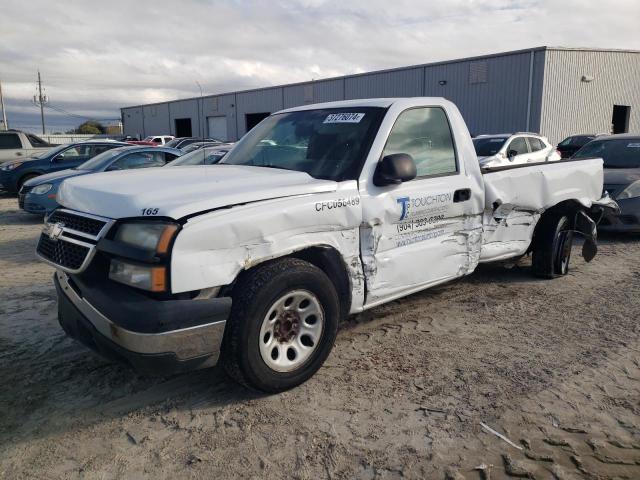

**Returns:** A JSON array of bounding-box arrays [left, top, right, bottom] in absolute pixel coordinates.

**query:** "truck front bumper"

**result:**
[[54, 270, 231, 375]]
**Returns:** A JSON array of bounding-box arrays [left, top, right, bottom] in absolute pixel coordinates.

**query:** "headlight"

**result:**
[[114, 222, 179, 254], [617, 181, 640, 200], [109, 259, 166, 291], [1, 162, 23, 171], [31, 183, 52, 195]]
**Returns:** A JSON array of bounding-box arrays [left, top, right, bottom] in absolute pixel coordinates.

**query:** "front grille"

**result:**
[[48, 210, 107, 236], [37, 234, 90, 271]]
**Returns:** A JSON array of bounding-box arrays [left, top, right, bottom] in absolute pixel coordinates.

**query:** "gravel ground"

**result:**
[[0, 193, 639, 479]]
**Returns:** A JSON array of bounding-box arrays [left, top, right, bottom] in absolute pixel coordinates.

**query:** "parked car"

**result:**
[[165, 137, 223, 149], [557, 134, 597, 158], [128, 135, 174, 146], [19, 146, 182, 215], [473, 133, 561, 167], [180, 141, 230, 153], [573, 134, 640, 232], [37, 97, 615, 393], [0, 140, 128, 194], [167, 145, 232, 166], [0, 130, 52, 164]]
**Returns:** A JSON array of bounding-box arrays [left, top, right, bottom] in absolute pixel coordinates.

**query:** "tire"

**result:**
[[532, 213, 574, 279], [222, 257, 340, 393], [17, 173, 39, 193]]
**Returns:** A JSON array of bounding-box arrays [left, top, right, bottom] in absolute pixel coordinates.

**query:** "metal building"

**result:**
[[121, 46, 640, 145]]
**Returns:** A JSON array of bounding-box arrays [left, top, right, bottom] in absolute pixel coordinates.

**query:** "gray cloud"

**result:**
[[1, 0, 638, 132]]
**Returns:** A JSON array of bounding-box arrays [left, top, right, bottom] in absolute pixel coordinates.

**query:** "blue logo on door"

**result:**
[[397, 197, 410, 221]]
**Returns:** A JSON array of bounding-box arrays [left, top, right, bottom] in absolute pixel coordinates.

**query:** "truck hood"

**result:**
[[57, 165, 339, 219]]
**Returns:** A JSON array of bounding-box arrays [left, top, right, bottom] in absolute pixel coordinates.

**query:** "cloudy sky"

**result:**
[[1, 0, 639, 133]]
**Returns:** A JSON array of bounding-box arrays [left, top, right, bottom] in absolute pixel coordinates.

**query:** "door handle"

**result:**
[[16, 152, 23, 156], [453, 188, 471, 203]]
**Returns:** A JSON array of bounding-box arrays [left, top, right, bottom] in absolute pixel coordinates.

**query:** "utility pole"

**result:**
[[0, 79, 7, 130], [37, 70, 46, 134]]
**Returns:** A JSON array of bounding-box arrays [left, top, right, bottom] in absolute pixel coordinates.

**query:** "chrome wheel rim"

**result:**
[[259, 289, 324, 373]]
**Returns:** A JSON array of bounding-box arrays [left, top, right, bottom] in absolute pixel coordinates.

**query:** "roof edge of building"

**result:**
[[120, 45, 639, 112]]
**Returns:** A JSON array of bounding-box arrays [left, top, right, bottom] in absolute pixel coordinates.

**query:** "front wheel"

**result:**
[[532, 213, 574, 278], [222, 257, 339, 392]]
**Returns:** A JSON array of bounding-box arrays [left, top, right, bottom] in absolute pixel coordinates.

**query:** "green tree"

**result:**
[[76, 121, 105, 134]]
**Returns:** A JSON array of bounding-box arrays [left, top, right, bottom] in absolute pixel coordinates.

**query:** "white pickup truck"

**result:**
[[36, 98, 616, 392], [0, 130, 52, 163]]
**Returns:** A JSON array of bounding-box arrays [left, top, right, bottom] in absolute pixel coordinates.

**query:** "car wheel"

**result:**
[[532, 213, 574, 279], [17, 174, 39, 192], [222, 257, 339, 393]]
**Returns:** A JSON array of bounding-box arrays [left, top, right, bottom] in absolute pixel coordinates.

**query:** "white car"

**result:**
[[473, 133, 561, 168], [141, 135, 174, 145]]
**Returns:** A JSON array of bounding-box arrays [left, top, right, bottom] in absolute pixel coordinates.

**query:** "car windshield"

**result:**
[[164, 138, 184, 148], [473, 137, 507, 157], [168, 147, 229, 166], [573, 139, 640, 168], [76, 148, 126, 171], [559, 135, 594, 147], [31, 144, 67, 159], [220, 107, 386, 181]]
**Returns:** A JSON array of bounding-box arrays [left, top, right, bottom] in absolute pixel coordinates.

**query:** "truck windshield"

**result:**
[[573, 139, 640, 168], [472, 137, 507, 156], [220, 107, 386, 181]]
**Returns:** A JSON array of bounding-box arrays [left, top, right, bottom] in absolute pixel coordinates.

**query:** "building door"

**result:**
[[207, 116, 228, 141], [174, 118, 192, 137], [612, 105, 630, 134], [245, 112, 270, 132]]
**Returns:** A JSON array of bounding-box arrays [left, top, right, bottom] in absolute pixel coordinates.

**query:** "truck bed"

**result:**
[[480, 157, 603, 263]]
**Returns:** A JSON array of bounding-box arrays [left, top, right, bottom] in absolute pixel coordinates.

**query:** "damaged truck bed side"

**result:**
[[37, 98, 616, 392]]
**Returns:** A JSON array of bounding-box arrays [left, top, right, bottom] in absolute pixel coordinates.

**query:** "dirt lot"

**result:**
[[0, 193, 639, 480]]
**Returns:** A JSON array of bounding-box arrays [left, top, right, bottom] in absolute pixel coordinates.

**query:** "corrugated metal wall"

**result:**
[[121, 48, 638, 144], [541, 50, 640, 144]]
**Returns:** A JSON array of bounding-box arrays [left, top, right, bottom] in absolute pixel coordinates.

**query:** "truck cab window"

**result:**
[[382, 107, 457, 177], [0, 134, 21, 149]]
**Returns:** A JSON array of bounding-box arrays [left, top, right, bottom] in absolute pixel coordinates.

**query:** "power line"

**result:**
[[44, 103, 120, 122]]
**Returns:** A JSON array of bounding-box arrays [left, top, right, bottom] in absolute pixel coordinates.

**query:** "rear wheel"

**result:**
[[222, 257, 339, 392], [532, 213, 574, 278]]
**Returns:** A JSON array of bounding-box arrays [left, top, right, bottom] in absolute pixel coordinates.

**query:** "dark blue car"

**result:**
[[0, 140, 129, 194], [19, 145, 183, 215]]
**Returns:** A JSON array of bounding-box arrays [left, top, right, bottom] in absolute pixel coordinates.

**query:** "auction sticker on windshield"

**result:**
[[323, 113, 365, 124]]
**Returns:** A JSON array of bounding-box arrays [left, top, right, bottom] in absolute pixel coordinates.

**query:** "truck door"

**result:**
[[359, 106, 483, 305]]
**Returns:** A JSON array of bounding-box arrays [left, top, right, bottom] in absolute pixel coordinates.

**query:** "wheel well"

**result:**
[[291, 246, 352, 320], [228, 246, 352, 320], [530, 200, 585, 251]]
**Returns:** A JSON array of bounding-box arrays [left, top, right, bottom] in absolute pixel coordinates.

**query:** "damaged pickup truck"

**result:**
[[36, 98, 617, 392]]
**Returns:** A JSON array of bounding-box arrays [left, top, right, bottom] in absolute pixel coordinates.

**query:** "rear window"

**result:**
[[0, 133, 21, 149], [473, 137, 507, 156], [27, 134, 50, 148], [574, 139, 640, 168]]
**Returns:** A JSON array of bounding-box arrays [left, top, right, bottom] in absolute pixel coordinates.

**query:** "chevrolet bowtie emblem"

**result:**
[[45, 222, 65, 242]]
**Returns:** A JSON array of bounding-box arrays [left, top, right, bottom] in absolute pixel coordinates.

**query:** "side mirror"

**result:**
[[373, 153, 417, 186], [507, 149, 518, 160]]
